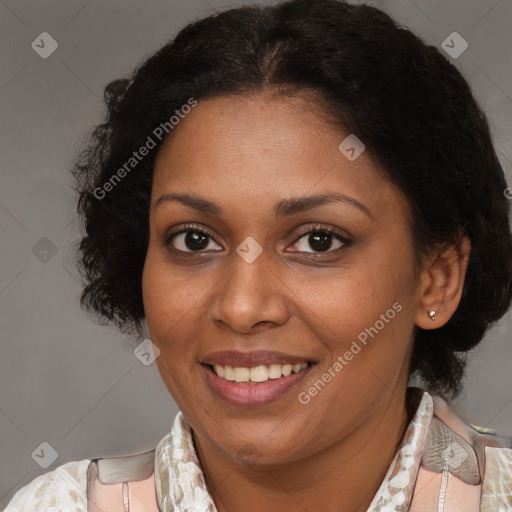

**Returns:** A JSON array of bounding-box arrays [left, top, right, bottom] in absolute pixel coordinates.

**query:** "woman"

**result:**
[[5, 0, 512, 510]]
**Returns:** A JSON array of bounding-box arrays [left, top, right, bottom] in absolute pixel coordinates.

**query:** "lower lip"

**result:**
[[202, 364, 314, 407]]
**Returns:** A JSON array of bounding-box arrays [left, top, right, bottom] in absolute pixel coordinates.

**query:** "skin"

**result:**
[[142, 90, 470, 512]]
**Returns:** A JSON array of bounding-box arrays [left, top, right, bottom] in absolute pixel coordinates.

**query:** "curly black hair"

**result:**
[[72, 0, 512, 398]]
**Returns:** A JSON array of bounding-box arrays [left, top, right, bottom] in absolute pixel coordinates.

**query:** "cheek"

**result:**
[[290, 266, 398, 341], [141, 247, 218, 395], [142, 255, 202, 404], [142, 248, 197, 333], [291, 254, 416, 381], [142, 253, 192, 377]]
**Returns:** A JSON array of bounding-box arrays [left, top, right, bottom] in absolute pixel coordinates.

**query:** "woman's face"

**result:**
[[142, 91, 424, 465]]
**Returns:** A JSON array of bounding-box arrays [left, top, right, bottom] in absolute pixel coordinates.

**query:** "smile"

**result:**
[[212, 362, 309, 383], [202, 361, 315, 407]]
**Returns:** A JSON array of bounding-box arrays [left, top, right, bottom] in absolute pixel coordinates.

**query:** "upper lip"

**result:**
[[202, 350, 314, 367]]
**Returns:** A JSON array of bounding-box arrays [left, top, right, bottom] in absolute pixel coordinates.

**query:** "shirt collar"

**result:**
[[154, 388, 433, 512], [366, 389, 434, 510]]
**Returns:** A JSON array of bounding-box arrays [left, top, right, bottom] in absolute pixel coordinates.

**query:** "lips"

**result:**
[[202, 350, 315, 367], [201, 350, 316, 407]]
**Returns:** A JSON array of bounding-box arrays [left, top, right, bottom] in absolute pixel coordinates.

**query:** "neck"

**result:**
[[194, 388, 417, 512]]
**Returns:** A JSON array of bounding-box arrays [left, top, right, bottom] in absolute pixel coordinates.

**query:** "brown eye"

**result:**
[[301, 232, 339, 252], [166, 228, 222, 253], [289, 226, 353, 254]]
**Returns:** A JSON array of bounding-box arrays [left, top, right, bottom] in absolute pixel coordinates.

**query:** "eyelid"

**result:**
[[164, 223, 221, 249], [290, 223, 353, 246]]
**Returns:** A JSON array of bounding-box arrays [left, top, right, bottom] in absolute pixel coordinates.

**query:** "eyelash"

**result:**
[[164, 223, 353, 257]]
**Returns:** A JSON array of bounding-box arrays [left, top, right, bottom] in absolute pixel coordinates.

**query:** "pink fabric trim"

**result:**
[[410, 466, 481, 511]]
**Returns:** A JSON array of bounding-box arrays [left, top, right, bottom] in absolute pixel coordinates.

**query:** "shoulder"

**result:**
[[3, 459, 91, 512], [481, 445, 512, 508], [429, 393, 512, 506]]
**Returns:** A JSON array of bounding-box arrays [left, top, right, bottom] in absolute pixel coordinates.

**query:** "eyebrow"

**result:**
[[154, 192, 373, 219]]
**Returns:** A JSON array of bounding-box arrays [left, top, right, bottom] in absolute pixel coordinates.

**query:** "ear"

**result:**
[[415, 235, 471, 329]]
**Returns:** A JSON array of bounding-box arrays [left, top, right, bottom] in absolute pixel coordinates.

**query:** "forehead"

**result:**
[[151, 92, 406, 221], [154, 91, 342, 170]]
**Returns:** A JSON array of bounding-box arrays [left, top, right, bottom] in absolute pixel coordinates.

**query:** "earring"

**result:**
[[428, 310, 436, 321]]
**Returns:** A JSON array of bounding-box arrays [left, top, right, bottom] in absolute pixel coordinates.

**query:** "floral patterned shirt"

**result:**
[[154, 390, 433, 511], [5, 388, 512, 511]]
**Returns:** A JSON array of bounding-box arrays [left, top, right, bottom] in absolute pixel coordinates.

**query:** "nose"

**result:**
[[208, 248, 290, 334]]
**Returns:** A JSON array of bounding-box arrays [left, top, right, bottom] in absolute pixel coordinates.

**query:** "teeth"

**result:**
[[282, 364, 293, 376], [223, 366, 235, 381], [212, 362, 308, 383], [250, 365, 268, 382], [268, 364, 282, 379], [234, 367, 250, 382]]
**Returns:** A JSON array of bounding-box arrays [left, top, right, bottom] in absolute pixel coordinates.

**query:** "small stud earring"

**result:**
[[428, 310, 436, 321]]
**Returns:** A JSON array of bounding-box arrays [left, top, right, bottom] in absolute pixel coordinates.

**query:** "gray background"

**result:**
[[1, 0, 511, 506]]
